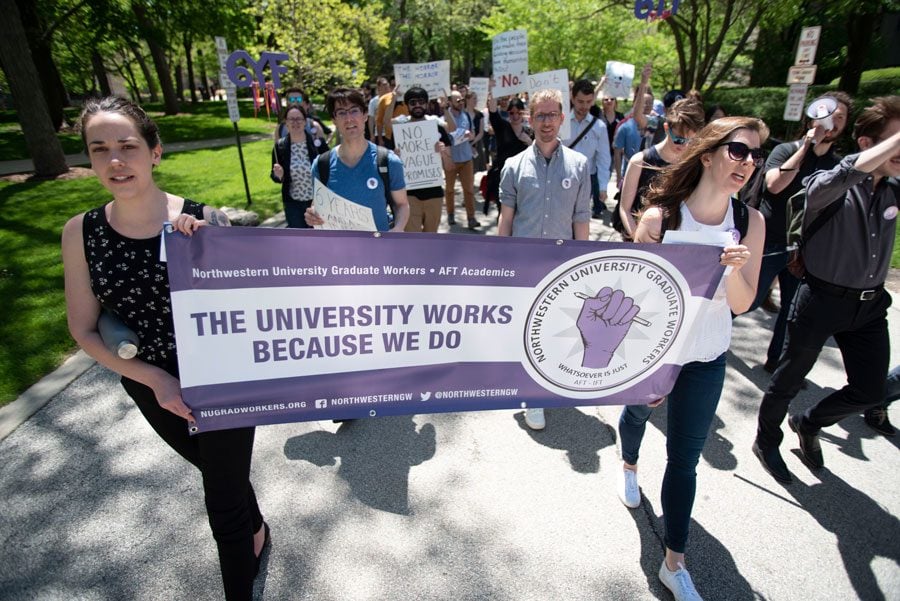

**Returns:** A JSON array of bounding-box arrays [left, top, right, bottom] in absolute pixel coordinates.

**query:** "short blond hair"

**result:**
[[530, 89, 563, 114]]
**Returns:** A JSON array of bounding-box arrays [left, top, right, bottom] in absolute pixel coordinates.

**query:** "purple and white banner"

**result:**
[[166, 229, 725, 432]]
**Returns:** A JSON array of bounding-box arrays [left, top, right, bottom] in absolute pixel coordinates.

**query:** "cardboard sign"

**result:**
[[393, 61, 451, 98], [604, 61, 635, 99], [312, 183, 377, 231], [794, 26, 821, 66], [787, 66, 817, 85], [783, 84, 808, 122], [393, 120, 443, 190], [468, 77, 490, 111], [492, 30, 529, 95], [527, 69, 570, 140]]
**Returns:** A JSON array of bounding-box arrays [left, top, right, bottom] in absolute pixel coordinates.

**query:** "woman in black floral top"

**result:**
[[61, 97, 268, 601]]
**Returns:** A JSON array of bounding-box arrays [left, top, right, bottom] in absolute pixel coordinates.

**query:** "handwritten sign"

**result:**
[[225, 50, 290, 90], [528, 69, 570, 139], [393, 61, 451, 97], [492, 30, 529, 96], [313, 183, 377, 231], [604, 61, 635, 99], [393, 120, 443, 190], [783, 84, 808, 122], [468, 77, 489, 111]]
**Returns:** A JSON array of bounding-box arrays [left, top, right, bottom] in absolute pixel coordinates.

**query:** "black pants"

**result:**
[[122, 377, 263, 601], [756, 281, 892, 448]]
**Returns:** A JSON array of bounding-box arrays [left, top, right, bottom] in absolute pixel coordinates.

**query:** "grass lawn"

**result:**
[[0, 139, 281, 407], [0, 101, 285, 162]]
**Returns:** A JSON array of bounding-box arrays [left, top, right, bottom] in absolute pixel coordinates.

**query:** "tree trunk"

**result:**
[[129, 41, 158, 102], [839, 9, 878, 94], [120, 57, 143, 103], [0, 0, 67, 176], [175, 63, 184, 101], [132, 1, 178, 115], [198, 48, 211, 100], [184, 34, 197, 104], [91, 50, 112, 96], [15, 0, 67, 130]]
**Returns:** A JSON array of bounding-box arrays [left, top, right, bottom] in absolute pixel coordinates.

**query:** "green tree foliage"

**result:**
[[482, 0, 679, 85], [252, 0, 388, 92]]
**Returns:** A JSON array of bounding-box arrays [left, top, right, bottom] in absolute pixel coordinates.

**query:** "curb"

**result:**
[[0, 350, 95, 442]]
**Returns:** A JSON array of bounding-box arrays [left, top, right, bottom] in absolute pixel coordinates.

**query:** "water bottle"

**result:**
[[98, 309, 139, 359]]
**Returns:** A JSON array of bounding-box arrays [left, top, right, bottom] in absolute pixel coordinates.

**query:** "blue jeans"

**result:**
[[618, 353, 726, 553], [749, 247, 800, 367], [283, 200, 312, 229]]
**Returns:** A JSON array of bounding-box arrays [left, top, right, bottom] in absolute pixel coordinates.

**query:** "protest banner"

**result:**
[[167, 229, 726, 432], [312, 183, 377, 231], [394, 61, 451, 98], [604, 61, 635, 99], [393, 120, 443, 190], [468, 77, 489, 111], [528, 69, 570, 139], [492, 30, 529, 96]]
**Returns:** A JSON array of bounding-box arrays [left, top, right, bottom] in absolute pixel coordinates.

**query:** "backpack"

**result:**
[[784, 188, 843, 277], [659, 196, 750, 242], [316, 145, 395, 217]]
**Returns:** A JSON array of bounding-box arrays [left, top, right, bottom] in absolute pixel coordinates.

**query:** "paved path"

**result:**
[[0, 134, 271, 176], [1, 190, 898, 601]]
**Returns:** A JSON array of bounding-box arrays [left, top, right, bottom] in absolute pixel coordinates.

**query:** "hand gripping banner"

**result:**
[[166, 229, 725, 432]]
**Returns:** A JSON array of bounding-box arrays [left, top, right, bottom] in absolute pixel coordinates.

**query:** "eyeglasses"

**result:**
[[288, 95, 303, 103], [407, 98, 427, 107], [533, 112, 561, 123], [666, 127, 691, 146], [286, 117, 305, 124], [713, 141, 765, 166], [333, 107, 364, 120]]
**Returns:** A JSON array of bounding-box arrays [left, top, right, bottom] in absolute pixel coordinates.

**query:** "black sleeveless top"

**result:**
[[634, 145, 669, 214], [82, 199, 205, 371]]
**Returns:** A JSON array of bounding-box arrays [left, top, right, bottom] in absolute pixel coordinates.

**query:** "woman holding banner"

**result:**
[[61, 97, 269, 601], [272, 103, 328, 228], [615, 117, 766, 601]]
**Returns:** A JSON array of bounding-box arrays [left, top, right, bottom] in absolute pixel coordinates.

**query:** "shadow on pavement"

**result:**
[[513, 407, 616, 473], [283, 416, 436, 515]]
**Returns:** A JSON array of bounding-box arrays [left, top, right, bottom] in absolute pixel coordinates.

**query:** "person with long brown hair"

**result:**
[[615, 117, 766, 601]]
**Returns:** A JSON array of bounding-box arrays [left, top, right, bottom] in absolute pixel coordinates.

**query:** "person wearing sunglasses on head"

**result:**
[[615, 98, 705, 240], [748, 92, 851, 376], [276, 87, 330, 145], [617, 116, 767, 601], [754, 96, 900, 484], [271, 103, 329, 228]]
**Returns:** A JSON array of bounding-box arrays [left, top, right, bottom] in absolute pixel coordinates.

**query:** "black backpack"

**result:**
[[316, 145, 395, 218], [784, 188, 843, 277]]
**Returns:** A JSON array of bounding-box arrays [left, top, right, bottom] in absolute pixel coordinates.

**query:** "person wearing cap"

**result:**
[[753, 96, 900, 484], [443, 90, 480, 229], [391, 86, 453, 233], [749, 92, 851, 375], [498, 88, 591, 431], [563, 79, 612, 219]]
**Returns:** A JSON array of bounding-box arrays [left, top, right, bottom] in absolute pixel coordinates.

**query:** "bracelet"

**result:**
[[779, 166, 798, 172]]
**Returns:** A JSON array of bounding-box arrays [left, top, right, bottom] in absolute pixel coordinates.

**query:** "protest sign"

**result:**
[[783, 84, 808, 122], [492, 30, 529, 95], [604, 61, 635, 99], [393, 120, 442, 190], [167, 229, 726, 432], [468, 77, 489, 111], [394, 61, 451, 98], [528, 69, 570, 139], [312, 183, 377, 231]]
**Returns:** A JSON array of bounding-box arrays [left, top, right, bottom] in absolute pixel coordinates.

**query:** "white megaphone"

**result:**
[[806, 96, 837, 132]]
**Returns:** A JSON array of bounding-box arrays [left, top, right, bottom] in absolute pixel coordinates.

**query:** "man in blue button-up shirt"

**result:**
[[563, 79, 611, 218], [498, 88, 591, 430]]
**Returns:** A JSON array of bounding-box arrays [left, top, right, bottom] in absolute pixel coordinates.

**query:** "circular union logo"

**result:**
[[523, 252, 687, 397]]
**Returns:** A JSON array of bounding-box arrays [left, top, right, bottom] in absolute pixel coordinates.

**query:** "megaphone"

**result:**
[[806, 96, 837, 131]]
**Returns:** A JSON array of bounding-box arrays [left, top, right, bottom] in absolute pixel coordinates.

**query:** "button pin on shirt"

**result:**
[[562, 178, 572, 190], [367, 177, 378, 189]]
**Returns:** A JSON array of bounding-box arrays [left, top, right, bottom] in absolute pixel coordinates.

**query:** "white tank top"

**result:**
[[677, 200, 735, 362]]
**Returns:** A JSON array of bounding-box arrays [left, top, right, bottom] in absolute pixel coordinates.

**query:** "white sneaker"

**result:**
[[524, 408, 545, 430], [658, 560, 703, 601], [617, 468, 641, 508]]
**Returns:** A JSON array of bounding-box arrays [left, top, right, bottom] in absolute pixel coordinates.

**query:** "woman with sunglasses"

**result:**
[[62, 97, 270, 600], [616, 98, 705, 240], [616, 117, 767, 601], [271, 103, 328, 228]]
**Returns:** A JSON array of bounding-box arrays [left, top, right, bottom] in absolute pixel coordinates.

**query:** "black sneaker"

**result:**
[[864, 407, 895, 437], [467, 217, 481, 230], [447, 214, 456, 226]]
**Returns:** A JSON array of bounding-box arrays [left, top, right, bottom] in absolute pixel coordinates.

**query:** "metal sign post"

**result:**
[[215, 36, 252, 206], [782, 26, 822, 123]]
